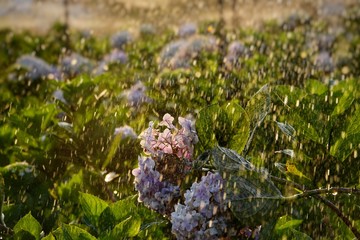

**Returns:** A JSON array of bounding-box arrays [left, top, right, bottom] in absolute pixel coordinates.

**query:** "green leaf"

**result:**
[[212, 146, 282, 220], [57, 170, 83, 202], [196, 100, 251, 153], [275, 121, 296, 138], [331, 107, 360, 161], [110, 195, 137, 222], [223, 101, 250, 153], [330, 133, 360, 161], [272, 85, 306, 106], [102, 133, 123, 169], [332, 92, 355, 116], [289, 229, 312, 240], [305, 79, 328, 95], [196, 104, 226, 149], [42, 233, 56, 240], [13, 212, 42, 240], [244, 84, 271, 153], [275, 215, 303, 231], [98, 207, 116, 233], [54, 224, 97, 240], [101, 215, 141, 240], [346, 107, 360, 135], [245, 84, 271, 130], [289, 112, 321, 143], [79, 192, 109, 228]]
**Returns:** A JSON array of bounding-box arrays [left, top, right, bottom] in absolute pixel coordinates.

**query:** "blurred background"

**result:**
[[0, 0, 357, 35]]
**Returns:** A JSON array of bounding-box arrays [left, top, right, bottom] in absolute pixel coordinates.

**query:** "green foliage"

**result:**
[[53, 224, 97, 240], [79, 192, 109, 229], [0, 12, 359, 239], [211, 146, 282, 222], [13, 212, 42, 240]]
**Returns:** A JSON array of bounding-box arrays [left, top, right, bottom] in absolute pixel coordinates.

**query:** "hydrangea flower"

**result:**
[[133, 114, 199, 214], [224, 41, 251, 70], [94, 49, 128, 75], [132, 156, 180, 215], [139, 113, 198, 160], [120, 81, 152, 107], [114, 125, 137, 140], [178, 23, 197, 38], [171, 172, 229, 239], [168, 35, 218, 70], [16, 55, 60, 81], [158, 40, 187, 69], [53, 89, 67, 104], [59, 53, 94, 79], [110, 31, 132, 49], [315, 51, 334, 73]]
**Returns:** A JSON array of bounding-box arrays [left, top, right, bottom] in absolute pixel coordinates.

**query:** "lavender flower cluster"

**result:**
[[133, 114, 232, 239], [132, 157, 180, 216], [139, 113, 198, 160], [132, 114, 198, 215], [171, 172, 229, 240]]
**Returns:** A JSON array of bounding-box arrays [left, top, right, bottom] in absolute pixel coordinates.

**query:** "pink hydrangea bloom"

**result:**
[[139, 114, 198, 161]]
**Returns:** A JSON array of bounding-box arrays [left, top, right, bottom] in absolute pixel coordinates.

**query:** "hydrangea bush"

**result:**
[[132, 114, 234, 238]]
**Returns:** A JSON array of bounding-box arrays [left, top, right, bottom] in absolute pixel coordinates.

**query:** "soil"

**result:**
[[0, 0, 358, 36]]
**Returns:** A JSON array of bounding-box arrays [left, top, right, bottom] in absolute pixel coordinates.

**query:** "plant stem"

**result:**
[[270, 176, 360, 238], [282, 187, 360, 201], [316, 196, 360, 239]]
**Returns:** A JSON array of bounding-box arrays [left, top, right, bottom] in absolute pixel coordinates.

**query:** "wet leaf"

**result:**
[[276, 121, 296, 138], [54, 224, 97, 240], [13, 212, 42, 240], [42, 233, 55, 240], [101, 215, 141, 240], [79, 192, 109, 228], [332, 92, 355, 116], [330, 133, 360, 161], [245, 84, 271, 130], [196, 102, 250, 152], [275, 215, 303, 231], [305, 79, 328, 95], [346, 107, 360, 135], [331, 107, 360, 161], [223, 101, 251, 153], [285, 162, 310, 180], [289, 112, 321, 143], [102, 133, 123, 169], [110, 195, 137, 222], [244, 84, 271, 152], [212, 146, 282, 219], [196, 104, 224, 149]]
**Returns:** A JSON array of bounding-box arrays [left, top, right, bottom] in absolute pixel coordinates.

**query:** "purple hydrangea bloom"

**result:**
[[53, 89, 67, 104], [158, 40, 187, 69], [16, 55, 60, 81], [171, 172, 229, 239], [224, 41, 251, 70], [132, 156, 180, 215], [168, 35, 218, 70], [103, 49, 128, 65], [315, 51, 334, 73], [120, 81, 152, 107], [59, 53, 94, 79], [178, 23, 197, 38], [317, 34, 335, 52], [95, 49, 128, 75], [139, 114, 198, 160], [159, 35, 217, 70], [114, 125, 137, 140], [110, 31, 132, 49]]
